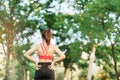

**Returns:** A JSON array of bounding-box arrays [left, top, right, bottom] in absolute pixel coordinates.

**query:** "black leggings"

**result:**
[[34, 62, 54, 80]]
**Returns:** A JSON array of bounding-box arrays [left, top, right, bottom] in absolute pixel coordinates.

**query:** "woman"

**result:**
[[24, 29, 66, 80]]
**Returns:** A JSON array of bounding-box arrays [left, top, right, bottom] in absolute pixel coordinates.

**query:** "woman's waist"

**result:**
[[38, 62, 52, 67], [38, 59, 52, 63]]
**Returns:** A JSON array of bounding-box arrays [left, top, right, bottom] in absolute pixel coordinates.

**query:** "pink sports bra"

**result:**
[[38, 43, 53, 60]]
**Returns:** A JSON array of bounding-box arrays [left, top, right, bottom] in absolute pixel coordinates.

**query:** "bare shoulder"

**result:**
[[32, 44, 40, 49], [33, 44, 39, 47], [50, 44, 58, 49]]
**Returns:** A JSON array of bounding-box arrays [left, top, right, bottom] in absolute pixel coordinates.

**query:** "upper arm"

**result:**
[[54, 45, 65, 57], [24, 44, 38, 56]]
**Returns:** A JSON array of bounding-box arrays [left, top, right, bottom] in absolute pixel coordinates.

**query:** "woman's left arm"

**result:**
[[24, 44, 38, 64]]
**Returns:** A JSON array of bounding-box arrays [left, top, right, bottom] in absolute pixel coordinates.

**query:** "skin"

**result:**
[[24, 40, 66, 70]]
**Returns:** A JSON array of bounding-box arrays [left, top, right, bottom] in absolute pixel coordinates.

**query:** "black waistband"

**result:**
[[38, 62, 51, 67]]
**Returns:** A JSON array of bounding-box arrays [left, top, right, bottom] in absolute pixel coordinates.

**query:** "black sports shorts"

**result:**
[[34, 62, 54, 80]]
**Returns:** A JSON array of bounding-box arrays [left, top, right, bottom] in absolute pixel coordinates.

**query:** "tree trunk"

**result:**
[[27, 70, 30, 80], [11, 60, 16, 80], [23, 69, 26, 80], [17, 67, 21, 80], [71, 69, 73, 80], [5, 47, 11, 80], [64, 68, 68, 80], [11, 52, 16, 80], [17, 61, 22, 80], [70, 64, 73, 80], [87, 46, 96, 80], [111, 44, 119, 80]]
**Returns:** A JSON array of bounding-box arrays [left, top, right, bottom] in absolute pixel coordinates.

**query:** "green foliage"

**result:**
[[44, 13, 56, 28], [14, 43, 32, 66], [74, 0, 120, 44], [57, 72, 64, 80], [1, 0, 120, 79], [77, 60, 88, 69], [95, 45, 112, 66], [63, 41, 83, 69], [95, 44, 120, 79], [13, 43, 36, 79], [74, 0, 120, 79], [114, 45, 120, 62]]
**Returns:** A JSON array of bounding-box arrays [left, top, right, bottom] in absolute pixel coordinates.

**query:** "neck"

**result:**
[[42, 40, 47, 44]]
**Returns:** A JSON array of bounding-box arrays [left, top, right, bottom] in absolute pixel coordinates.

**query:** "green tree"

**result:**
[[0, 0, 67, 80], [0, 0, 40, 79], [74, 0, 120, 79]]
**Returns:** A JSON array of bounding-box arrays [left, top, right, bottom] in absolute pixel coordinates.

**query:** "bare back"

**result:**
[[36, 43, 56, 62]]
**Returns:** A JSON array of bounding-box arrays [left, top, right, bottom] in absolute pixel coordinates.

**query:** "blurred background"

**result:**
[[0, 0, 120, 80]]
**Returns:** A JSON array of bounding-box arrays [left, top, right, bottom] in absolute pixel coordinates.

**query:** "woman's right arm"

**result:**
[[53, 45, 66, 64], [50, 45, 66, 70]]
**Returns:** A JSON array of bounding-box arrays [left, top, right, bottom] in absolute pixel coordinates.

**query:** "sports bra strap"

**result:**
[[39, 43, 52, 60], [40, 43, 50, 56]]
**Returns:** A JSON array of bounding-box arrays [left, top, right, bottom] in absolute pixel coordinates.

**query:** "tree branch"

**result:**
[[9, 0, 19, 21], [1, 43, 7, 55]]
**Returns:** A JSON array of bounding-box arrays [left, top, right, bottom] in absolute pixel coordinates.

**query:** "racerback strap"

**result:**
[[40, 43, 50, 56]]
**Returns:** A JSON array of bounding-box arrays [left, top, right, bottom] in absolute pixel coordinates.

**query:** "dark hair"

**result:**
[[42, 29, 52, 45]]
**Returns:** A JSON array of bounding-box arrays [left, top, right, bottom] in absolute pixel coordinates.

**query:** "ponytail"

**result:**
[[42, 29, 52, 45]]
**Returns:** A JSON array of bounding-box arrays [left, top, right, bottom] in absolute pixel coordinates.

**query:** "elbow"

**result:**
[[24, 53, 27, 58], [63, 55, 66, 59]]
